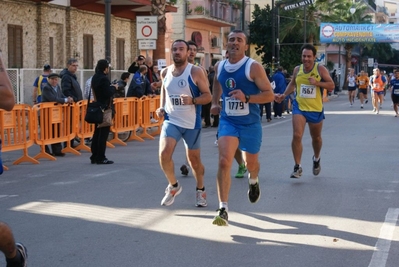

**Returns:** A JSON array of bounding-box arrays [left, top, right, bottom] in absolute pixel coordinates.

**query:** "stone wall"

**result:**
[[0, 0, 136, 70]]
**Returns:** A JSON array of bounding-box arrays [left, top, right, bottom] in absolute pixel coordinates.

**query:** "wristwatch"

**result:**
[[245, 94, 250, 103], [192, 97, 197, 105]]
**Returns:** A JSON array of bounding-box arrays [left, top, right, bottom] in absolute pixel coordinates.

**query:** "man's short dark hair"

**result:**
[[96, 59, 109, 72], [228, 30, 248, 44], [139, 65, 147, 73], [187, 40, 198, 49], [301, 44, 317, 56], [67, 58, 78, 66], [121, 72, 130, 80], [43, 64, 51, 71], [172, 39, 189, 50]]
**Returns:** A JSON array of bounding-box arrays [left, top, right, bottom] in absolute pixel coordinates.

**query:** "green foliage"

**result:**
[[363, 43, 394, 63], [248, 0, 394, 75], [248, 4, 273, 66]]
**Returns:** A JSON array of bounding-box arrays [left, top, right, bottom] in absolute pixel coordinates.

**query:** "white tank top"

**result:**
[[163, 64, 199, 129]]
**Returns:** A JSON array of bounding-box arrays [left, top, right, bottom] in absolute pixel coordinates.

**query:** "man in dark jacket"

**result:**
[[272, 66, 287, 119], [126, 65, 153, 98], [60, 58, 83, 102], [41, 73, 73, 156], [90, 59, 118, 165]]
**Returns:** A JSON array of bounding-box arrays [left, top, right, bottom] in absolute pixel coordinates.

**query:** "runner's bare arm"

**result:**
[[283, 66, 299, 98], [190, 65, 211, 105], [248, 62, 275, 104], [156, 67, 169, 117], [211, 62, 222, 106], [318, 65, 335, 91], [0, 51, 15, 111]]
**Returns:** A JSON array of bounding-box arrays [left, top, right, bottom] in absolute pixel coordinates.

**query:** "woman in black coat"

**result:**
[[90, 59, 117, 164]]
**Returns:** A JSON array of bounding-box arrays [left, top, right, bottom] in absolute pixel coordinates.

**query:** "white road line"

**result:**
[[368, 208, 399, 267]]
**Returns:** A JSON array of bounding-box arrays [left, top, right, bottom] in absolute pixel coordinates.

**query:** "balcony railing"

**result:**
[[187, 0, 242, 26]]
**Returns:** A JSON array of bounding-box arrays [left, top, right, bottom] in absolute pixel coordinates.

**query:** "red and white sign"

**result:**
[[136, 16, 158, 40]]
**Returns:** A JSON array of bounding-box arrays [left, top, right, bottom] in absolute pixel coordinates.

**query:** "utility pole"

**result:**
[[272, 0, 275, 65], [241, 0, 245, 31]]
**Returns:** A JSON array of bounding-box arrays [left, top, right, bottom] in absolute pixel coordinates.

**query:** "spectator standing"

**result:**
[[272, 66, 287, 118], [84, 76, 94, 100], [32, 64, 51, 104], [90, 59, 117, 165], [151, 65, 162, 95], [60, 58, 83, 148], [41, 73, 73, 156], [114, 72, 130, 98], [60, 58, 83, 102], [126, 65, 153, 98], [128, 55, 145, 74], [201, 66, 214, 128], [259, 68, 273, 122]]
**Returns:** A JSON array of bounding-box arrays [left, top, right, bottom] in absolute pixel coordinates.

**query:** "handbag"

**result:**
[[84, 88, 103, 124], [97, 108, 113, 128]]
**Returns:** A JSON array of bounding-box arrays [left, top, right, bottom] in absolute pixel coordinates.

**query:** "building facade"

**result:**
[[1, 0, 177, 70]]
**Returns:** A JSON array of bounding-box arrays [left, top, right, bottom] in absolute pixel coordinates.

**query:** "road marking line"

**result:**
[[368, 208, 399, 267]]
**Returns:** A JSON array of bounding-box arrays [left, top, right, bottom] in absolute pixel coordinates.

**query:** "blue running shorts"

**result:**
[[292, 101, 325, 124], [160, 120, 202, 150], [218, 118, 262, 154]]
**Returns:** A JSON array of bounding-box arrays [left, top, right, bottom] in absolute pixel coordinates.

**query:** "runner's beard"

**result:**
[[173, 56, 186, 66]]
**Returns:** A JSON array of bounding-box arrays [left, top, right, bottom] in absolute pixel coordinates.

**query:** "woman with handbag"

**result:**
[[90, 59, 117, 164]]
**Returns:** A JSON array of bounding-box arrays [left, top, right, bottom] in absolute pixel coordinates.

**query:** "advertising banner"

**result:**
[[320, 23, 399, 43]]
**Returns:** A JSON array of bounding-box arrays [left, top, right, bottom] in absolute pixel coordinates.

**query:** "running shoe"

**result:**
[[212, 208, 228, 226], [180, 164, 189, 176], [15, 243, 28, 267], [365, 99, 368, 104], [248, 181, 261, 203], [290, 164, 303, 178], [234, 164, 247, 178], [161, 183, 182, 206], [312, 156, 321, 176], [196, 190, 207, 207]]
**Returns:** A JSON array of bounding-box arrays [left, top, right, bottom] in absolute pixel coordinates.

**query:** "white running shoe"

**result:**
[[161, 183, 182, 206]]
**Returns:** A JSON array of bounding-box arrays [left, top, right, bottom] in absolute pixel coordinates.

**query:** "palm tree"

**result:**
[[330, 1, 372, 87], [151, 0, 167, 62]]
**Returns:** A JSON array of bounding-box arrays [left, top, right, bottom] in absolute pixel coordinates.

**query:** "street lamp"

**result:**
[[349, 7, 356, 15]]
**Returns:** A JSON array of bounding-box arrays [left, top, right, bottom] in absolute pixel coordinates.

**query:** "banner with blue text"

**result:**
[[320, 23, 399, 43]]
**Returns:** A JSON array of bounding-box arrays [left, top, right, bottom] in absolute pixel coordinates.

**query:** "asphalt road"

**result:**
[[1, 93, 398, 267]]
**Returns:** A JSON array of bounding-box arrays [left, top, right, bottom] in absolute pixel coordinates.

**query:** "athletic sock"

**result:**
[[6, 249, 22, 267], [219, 202, 228, 212]]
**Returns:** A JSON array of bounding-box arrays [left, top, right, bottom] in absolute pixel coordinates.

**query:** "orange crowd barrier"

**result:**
[[1, 95, 164, 171], [32, 102, 80, 161], [0, 104, 39, 170], [138, 95, 163, 140], [322, 89, 329, 102], [73, 100, 96, 152], [108, 97, 144, 146]]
